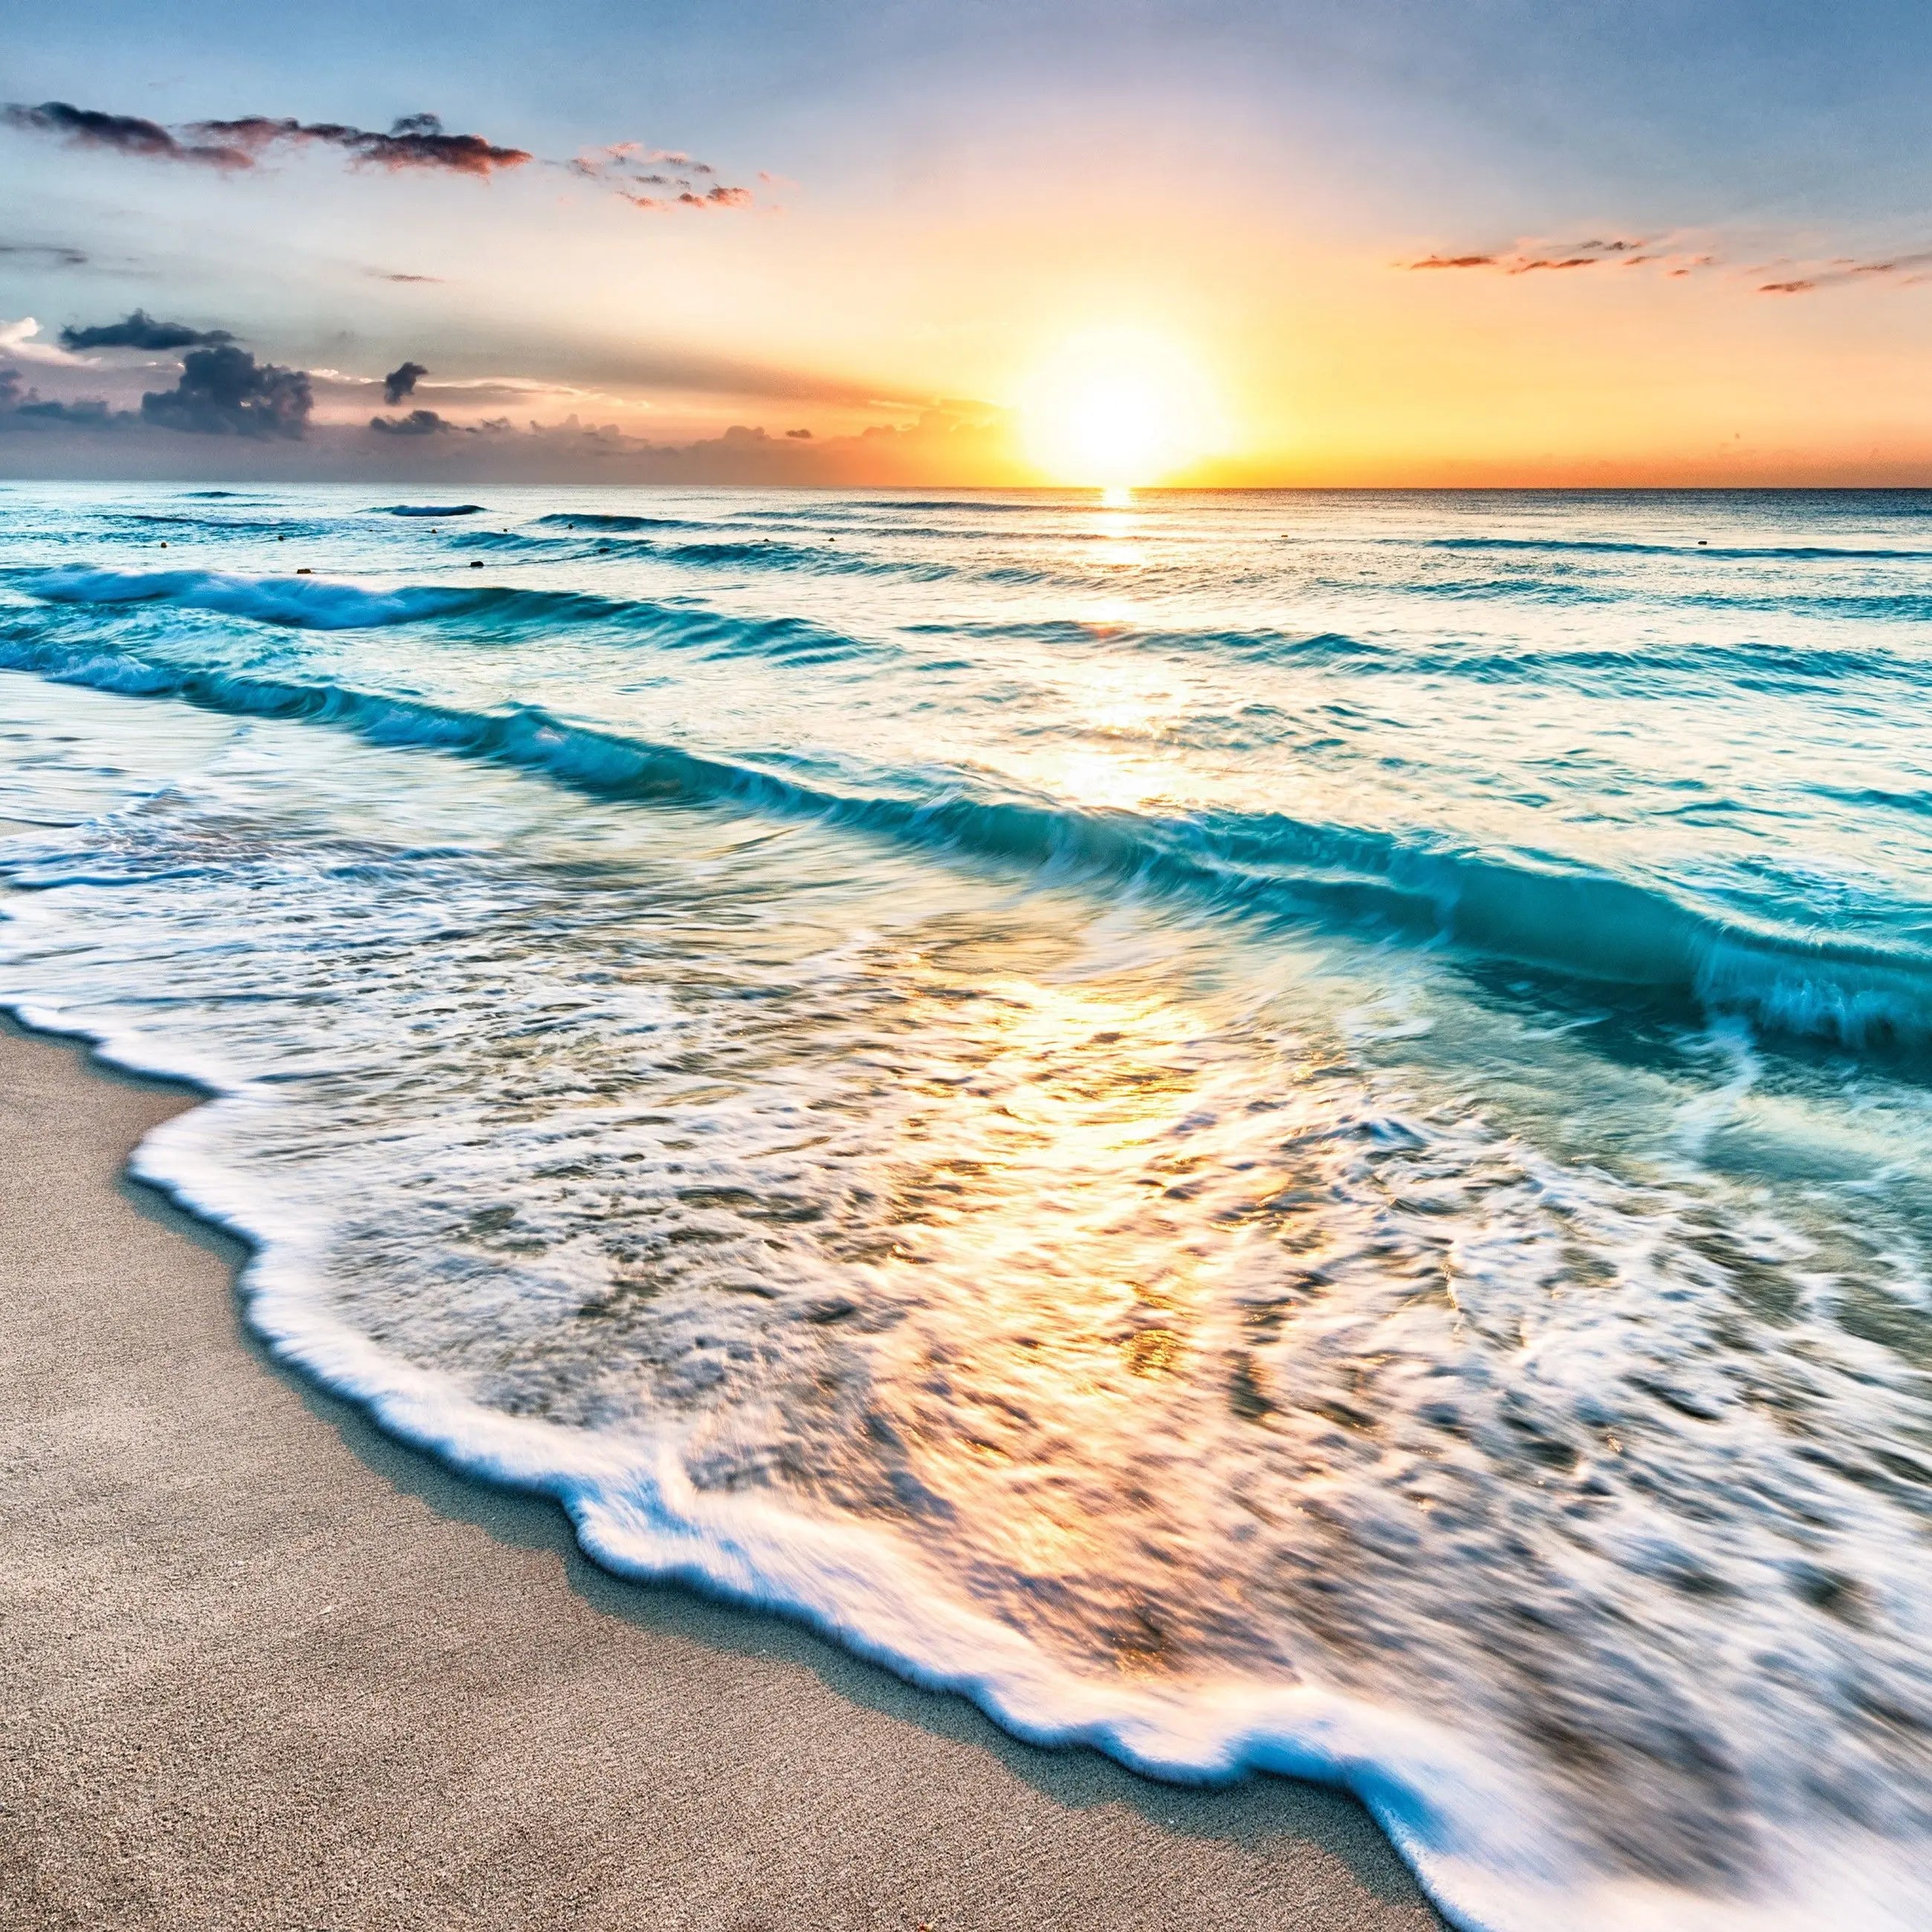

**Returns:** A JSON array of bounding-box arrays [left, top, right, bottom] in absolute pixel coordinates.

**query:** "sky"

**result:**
[[4, 0, 1931, 486]]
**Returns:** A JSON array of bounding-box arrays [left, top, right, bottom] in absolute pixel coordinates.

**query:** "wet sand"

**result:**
[[0, 1016, 1443, 1931]]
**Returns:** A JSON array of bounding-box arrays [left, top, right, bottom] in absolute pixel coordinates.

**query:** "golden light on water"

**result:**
[[1017, 328, 1224, 487]]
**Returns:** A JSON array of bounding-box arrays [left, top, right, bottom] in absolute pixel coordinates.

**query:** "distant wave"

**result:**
[[653, 536, 956, 582], [382, 504, 487, 518], [534, 510, 707, 532], [911, 616, 1385, 661], [123, 512, 299, 536], [4, 632, 1928, 1059], [495, 522, 965, 582], [872, 497, 1057, 513], [910, 616, 1932, 693], [1431, 535, 1932, 562], [25, 567, 1928, 698]]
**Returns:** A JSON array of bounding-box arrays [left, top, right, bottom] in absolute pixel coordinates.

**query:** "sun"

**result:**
[[1017, 329, 1222, 489]]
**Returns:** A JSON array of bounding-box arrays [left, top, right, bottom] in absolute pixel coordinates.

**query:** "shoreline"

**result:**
[[0, 1014, 1442, 1931]]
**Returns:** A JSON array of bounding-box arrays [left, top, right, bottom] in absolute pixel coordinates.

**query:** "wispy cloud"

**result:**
[[1405, 228, 1932, 299], [1756, 249, 1932, 294], [1401, 236, 1693, 276], [60, 308, 233, 351], [566, 142, 761, 213], [0, 240, 91, 268]]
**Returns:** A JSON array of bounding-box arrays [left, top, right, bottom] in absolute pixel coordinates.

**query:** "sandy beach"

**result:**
[[0, 1016, 1441, 1932]]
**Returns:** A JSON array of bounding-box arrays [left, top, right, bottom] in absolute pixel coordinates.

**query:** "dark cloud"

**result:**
[[1407, 254, 1498, 270], [372, 270, 441, 283], [785, 427, 813, 439], [10, 101, 768, 210], [16, 395, 115, 425], [0, 366, 122, 429], [383, 360, 429, 405], [59, 308, 234, 351], [140, 344, 312, 438], [3, 101, 250, 169], [0, 240, 90, 267], [1760, 279, 1817, 296], [186, 112, 531, 175], [369, 407, 454, 435], [1510, 257, 1601, 273], [6, 101, 528, 178]]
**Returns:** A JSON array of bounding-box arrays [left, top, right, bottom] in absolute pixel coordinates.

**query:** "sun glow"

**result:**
[[1017, 329, 1223, 487]]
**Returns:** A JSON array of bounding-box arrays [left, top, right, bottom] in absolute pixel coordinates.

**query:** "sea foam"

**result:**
[[3, 484, 1931, 1931]]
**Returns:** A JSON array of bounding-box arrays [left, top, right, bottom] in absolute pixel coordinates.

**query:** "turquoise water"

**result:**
[[3, 482, 1931, 1930]]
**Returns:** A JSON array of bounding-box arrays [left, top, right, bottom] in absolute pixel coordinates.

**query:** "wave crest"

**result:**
[[3, 634, 1928, 1059]]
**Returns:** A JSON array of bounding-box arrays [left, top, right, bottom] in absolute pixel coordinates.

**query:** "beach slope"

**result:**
[[0, 1020, 1440, 1932]]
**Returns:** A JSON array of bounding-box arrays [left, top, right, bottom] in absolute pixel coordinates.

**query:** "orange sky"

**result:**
[[5, 2, 1932, 484]]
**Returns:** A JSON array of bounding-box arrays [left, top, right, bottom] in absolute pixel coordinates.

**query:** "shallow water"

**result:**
[[2, 482, 1931, 1930]]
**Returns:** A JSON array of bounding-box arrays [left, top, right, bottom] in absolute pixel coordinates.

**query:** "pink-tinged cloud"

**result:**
[[1405, 236, 1754, 286], [1408, 237, 1656, 274], [188, 112, 530, 175], [572, 141, 762, 213]]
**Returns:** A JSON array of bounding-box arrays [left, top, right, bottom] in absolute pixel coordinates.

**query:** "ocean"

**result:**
[[2, 481, 1929, 1931]]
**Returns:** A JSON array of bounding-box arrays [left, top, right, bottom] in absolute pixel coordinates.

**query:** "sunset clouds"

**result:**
[[5, 2, 1932, 484], [4, 101, 528, 175], [1, 101, 248, 169], [1402, 238, 1717, 278], [1757, 250, 1932, 295], [4, 98, 765, 209]]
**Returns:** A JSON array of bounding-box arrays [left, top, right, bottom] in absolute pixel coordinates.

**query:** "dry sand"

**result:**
[[0, 1016, 1445, 1931]]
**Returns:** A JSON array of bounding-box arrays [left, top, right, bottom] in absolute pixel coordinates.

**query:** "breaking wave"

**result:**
[[4, 629, 1927, 1058], [11, 567, 881, 659]]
